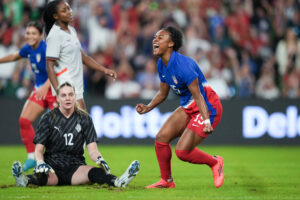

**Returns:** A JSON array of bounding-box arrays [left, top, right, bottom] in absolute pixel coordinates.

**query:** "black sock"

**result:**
[[88, 167, 117, 186], [27, 173, 48, 186]]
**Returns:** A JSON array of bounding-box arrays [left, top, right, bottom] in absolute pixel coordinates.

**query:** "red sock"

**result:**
[[175, 148, 217, 167], [155, 141, 172, 181], [19, 117, 35, 153]]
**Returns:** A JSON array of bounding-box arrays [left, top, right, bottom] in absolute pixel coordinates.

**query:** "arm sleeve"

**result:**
[[34, 113, 50, 145], [84, 115, 98, 145], [46, 33, 61, 59], [158, 73, 166, 83], [19, 45, 29, 58]]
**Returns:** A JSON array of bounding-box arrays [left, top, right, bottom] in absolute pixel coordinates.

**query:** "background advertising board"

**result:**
[[1, 97, 299, 145]]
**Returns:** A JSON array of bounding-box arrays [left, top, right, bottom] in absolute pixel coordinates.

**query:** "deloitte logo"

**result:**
[[90, 105, 171, 139], [243, 106, 300, 139]]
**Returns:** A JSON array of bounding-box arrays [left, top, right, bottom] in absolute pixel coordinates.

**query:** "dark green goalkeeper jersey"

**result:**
[[34, 108, 97, 170]]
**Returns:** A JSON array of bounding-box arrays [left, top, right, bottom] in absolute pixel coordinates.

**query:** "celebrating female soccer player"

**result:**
[[136, 26, 224, 188], [12, 82, 139, 187], [0, 21, 56, 171], [43, 0, 117, 110]]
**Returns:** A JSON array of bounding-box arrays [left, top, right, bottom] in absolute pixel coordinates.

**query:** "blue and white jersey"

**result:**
[[157, 51, 214, 112], [19, 40, 48, 89]]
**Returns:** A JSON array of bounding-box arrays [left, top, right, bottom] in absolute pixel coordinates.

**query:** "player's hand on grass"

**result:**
[[136, 104, 151, 114], [34, 160, 55, 174], [96, 156, 110, 174]]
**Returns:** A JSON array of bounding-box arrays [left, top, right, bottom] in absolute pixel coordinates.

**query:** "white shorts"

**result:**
[[75, 92, 83, 100], [51, 71, 84, 100]]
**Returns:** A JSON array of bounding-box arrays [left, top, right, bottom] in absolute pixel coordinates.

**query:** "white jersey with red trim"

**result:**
[[46, 24, 83, 99]]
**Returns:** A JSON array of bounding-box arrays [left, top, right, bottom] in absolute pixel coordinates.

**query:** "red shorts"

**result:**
[[183, 86, 223, 138], [28, 87, 57, 110]]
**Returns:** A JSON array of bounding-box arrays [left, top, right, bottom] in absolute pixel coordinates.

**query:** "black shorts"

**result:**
[[53, 165, 81, 185]]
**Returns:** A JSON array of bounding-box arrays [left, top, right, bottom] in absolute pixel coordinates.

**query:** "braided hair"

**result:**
[[43, 0, 64, 35], [163, 26, 183, 51]]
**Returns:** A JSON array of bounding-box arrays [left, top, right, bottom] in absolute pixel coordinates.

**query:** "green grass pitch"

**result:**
[[0, 145, 299, 200]]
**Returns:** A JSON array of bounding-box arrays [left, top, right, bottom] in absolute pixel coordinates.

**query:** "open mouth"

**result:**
[[153, 44, 159, 53]]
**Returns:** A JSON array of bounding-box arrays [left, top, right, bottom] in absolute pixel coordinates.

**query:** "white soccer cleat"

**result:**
[[12, 161, 28, 187], [114, 160, 140, 188]]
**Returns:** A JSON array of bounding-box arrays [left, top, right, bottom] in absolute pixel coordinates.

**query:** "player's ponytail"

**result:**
[[43, 0, 63, 35]]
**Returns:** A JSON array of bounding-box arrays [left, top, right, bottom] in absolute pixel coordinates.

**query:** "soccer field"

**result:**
[[0, 145, 299, 200]]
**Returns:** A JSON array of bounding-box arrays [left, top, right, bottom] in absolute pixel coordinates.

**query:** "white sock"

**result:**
[[28, 153, 35, 160]]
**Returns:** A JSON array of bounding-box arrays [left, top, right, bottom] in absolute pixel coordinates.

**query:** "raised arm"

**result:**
[[188, 78, 213, 134], [0, 52, 21, 63], [136, 82, 170, 114]]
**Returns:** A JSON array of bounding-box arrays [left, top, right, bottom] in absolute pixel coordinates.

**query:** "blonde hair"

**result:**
[[74, 101, 88, 115], [56, 82, 88, 115]]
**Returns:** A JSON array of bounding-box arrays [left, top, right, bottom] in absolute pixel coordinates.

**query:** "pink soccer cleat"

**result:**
[[145, 178, 175, 189], [211, 155, 224, 188]]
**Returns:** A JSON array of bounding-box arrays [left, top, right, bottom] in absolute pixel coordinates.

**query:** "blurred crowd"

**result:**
[[0, 0, 300, 100]]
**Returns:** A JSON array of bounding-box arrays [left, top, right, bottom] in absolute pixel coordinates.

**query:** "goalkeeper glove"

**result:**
[[96, 156, 110, 174], [33, 160, 55, 174]]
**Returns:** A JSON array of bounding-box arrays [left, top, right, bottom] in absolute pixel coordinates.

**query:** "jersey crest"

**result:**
[[75, 124, 81, 133], [172, 75, 178, 84], [36, 53, 41, 63]]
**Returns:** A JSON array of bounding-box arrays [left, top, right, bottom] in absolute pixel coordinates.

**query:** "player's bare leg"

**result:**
[[155, 107, 188, 143], [46, 172, 59, 185], [176, 128, 205, 150], [146, 107, 189, 189], [71, 165, 94, 185], [19, 100, 45, 171]]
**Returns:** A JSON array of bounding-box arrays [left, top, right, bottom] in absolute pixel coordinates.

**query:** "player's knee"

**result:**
[[155, 133, 171, 143], [175, 150, 190, 162], [19, 117, 32, 129]]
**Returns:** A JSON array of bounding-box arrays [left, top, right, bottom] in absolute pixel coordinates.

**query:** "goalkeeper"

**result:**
[[12, 82, 139, 187]]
